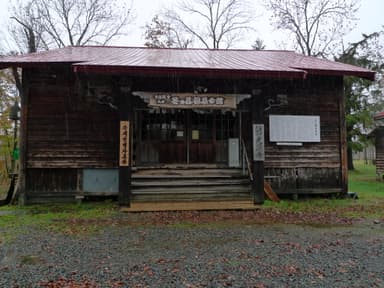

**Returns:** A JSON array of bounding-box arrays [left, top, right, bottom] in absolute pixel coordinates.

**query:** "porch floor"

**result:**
[[121, 200, 258, 212]]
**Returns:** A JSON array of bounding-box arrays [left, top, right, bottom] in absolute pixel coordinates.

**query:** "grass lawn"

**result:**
[[349, 160, 384, 199], [264, 160, 384, 218], [0, 161, 383, 242]]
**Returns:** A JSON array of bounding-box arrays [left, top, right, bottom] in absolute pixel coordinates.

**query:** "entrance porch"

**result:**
[[118, 89, 265, 207], [127, 108, 255, 208], [134, 109, 245, 167]]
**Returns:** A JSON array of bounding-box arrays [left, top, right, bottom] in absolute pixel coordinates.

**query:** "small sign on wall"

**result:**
[[119, 121, 130, 166], [192, 130, 199, 140], [253, 124, 265, 161]]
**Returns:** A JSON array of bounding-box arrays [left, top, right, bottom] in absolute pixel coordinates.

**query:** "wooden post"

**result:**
[[338, 80, 348, 194], [251, 89, 265, 204], [17, 69, 29, 205], [118, 82, 133, 206]]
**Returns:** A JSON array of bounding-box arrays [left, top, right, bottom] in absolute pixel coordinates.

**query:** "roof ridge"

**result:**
[[67, 45, 296, 53]]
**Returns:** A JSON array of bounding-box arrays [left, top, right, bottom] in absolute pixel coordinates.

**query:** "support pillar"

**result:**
[[118, 83, 132, 206], [17, 69, 29, 205], [338, 83, 348, 194], [251, 89, 265, 204]]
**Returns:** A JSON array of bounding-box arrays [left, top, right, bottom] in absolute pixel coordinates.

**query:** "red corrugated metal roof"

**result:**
[[0, 46, 375, 80], [374, 111, 384, 120]]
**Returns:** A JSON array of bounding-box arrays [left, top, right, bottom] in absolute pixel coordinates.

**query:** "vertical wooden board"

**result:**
[[118, 82, 132, 206], [19, 69, 31, 203], [338, 82, 348, 193], [253, 124, 265, 161], [263, 181, 280, 202], [119, 121, 130, 166], [251, 91, 265, 204]]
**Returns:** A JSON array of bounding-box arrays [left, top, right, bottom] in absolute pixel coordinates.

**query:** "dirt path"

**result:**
[[1, 210, 384, 287]]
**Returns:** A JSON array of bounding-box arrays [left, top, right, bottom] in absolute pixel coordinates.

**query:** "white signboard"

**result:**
[[269, 115, 320, 143]]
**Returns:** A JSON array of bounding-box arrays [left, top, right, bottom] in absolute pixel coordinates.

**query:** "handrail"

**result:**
[[241, 138, 253, 181]]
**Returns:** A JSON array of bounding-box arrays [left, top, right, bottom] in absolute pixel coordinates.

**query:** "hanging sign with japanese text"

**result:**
[[119, 121, 130, 166], [133, 92, 242, 109]]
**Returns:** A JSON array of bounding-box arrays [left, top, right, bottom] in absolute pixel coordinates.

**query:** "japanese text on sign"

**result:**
[[119, 121, 130, 166], [142, 93, 237, 109], [153, 94, 225, 106]]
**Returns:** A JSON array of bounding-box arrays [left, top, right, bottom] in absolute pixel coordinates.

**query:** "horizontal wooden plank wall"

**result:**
[[376, 128, 384, 177], [263, 76, 344, 192], [26, 67, 119, 169]]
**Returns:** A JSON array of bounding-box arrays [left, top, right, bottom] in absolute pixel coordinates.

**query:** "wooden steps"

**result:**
[[131, 168, 252, 202], [121, 200, 258, 212], [131, 178, 250, 187], [132, 168, 246, 177]]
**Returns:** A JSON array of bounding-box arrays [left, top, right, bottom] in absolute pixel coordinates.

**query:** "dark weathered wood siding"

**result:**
[[263, 77, 345, 193], [23, 65, 346, 199], [26, 67, 119, 169], [376, 127, 384, 177], [24, 66, 118, 200]]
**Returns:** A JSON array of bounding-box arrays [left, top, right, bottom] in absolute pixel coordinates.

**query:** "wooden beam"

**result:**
[[118, 80, 133, 206], [251, 89, 265, 204]]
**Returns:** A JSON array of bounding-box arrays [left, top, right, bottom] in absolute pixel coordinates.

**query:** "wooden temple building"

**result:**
[[374, 111, 384, 180], [0, 47, 375, 209]]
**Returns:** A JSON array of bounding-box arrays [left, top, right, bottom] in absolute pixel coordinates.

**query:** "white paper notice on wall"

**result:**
[[269, 115, 320, 143]]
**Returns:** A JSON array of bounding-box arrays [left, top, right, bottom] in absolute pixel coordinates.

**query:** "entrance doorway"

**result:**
[[135, 109, 240, 166]]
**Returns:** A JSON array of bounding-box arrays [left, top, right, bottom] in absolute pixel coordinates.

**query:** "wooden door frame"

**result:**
[[135, 108, 243, 166]]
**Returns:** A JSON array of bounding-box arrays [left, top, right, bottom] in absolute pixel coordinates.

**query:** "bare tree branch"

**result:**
[[266, 0, 359, 57], [163, 0, 254, 49], [9, 0, 134, 52]]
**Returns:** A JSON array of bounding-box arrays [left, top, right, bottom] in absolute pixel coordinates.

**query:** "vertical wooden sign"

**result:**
[[119, 121, 130, 166], [253, 124, 265, 161]]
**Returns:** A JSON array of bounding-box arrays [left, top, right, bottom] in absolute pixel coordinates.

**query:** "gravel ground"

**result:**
[[1, 215, 384, 287]]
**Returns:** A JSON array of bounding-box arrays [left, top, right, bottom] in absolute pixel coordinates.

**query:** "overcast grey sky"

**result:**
[[0, 0, 383, 51]]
